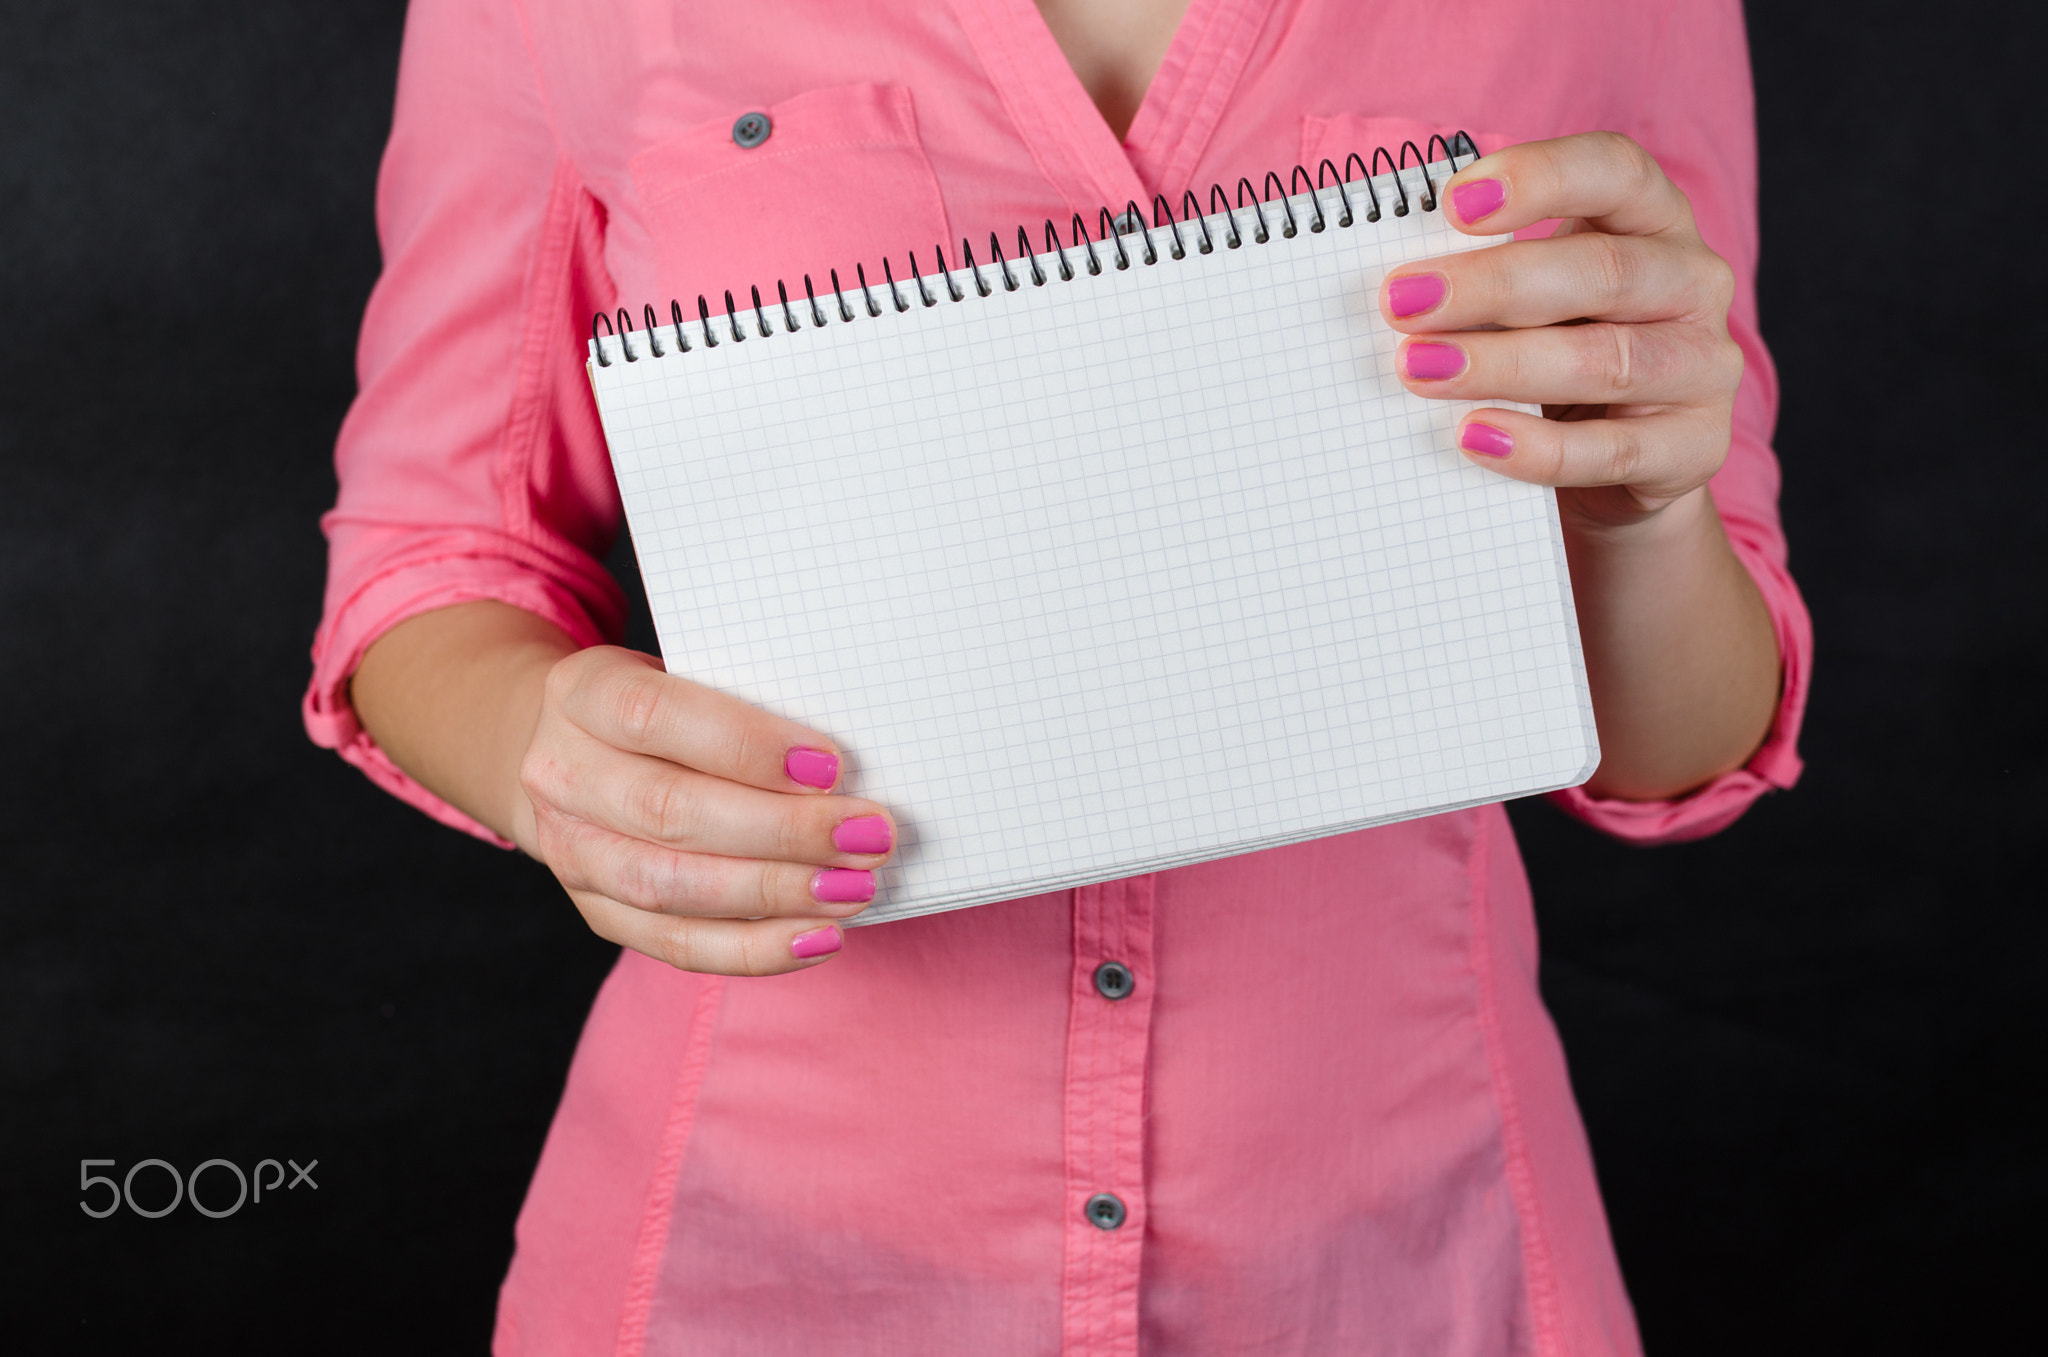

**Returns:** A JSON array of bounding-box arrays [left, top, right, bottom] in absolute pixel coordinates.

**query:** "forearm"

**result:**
[[1563, 486, 1780, 801], [349, 601, 576, 842]]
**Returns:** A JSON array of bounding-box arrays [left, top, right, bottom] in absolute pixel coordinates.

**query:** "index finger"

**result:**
[[552, 646, 848, 794], [1443, 131, 1697, 241]]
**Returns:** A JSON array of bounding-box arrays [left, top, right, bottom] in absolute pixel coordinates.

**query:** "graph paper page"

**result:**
[[589, 165, 1597, 922]]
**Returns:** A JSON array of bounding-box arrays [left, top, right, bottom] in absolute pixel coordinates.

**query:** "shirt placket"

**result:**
[[1060, 874, 1158, 1356]]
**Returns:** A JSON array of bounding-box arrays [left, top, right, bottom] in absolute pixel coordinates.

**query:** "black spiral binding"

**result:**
[[591, 133, 1477, 367]]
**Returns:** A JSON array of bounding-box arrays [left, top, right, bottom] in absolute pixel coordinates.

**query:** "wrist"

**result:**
[[351, 601, 577, 843], [490, 639, 572, 847], [1557, 481, 1713, 558], [1558, 481, 1779, 801]]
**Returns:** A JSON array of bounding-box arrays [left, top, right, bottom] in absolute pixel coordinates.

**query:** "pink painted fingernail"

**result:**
[[785, 747, 838, 789], [1460, 422, 1514, 458], [1451, 178, 1507, 224], [831, 814, 892, 855], [811, 868, 876, 904], [1388, 274, 1445, 318], [1403, 341, 1465, 381], [791, 925, 843, 959]]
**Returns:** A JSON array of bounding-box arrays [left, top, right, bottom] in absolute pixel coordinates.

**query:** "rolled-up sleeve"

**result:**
[[302, 0, 623, 845], [1546, 0, 1813, 845]]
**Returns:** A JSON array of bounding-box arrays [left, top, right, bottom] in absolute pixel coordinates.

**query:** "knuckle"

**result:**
[[1584, 322, 1691, 399], [516, 745, 557, 805], [631, 770, 703, 845], [720, 717, 770, 780], [1580, 322, 1635, 399], [554, 819, 620, 891], [1714, 334, 1746, 391], [655, 919, 708, 974], [610, 670, 671, 747], [1676, 325, 1741, 400], [1638, 329, 1687, 393], [1599, 421, 1644, 485], [1525, 422, 1569, 483], [747, 865, 779, 920], [606, 842, 658, 907], [733, 929, 775, 978], [549, 645, 621, 716], [1695, 417, 1734, 480], [1534, 138, 1573, 194], [528, 804, 579, 874], [1707, 246, 1735, 293], [1602, 131, 1657, 190], [615, 840, 690, 911], [1628, 145, 1660, 195], [1483, 249, 1523, 313], [1588, 129, 1637, 158], [543, 648, 587, 700], [769, 801, 813, 864], [1685, 246, 1736, 317], [1581, 232, 1635, 312]]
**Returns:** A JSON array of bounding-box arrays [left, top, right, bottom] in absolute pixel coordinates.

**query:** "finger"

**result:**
[[525, 731, 896, 864], [1448, 406, 1730, 503], [1394, 320, 1740, 409], [551, 646, 848, 793], [538, 810, 879, 919], [569, 887, 849, 976], [1382, 231, 1733, 332], [1440, 132, 1697, 241]]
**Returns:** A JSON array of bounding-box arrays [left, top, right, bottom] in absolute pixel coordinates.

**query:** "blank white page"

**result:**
[[589, 161, 1597, 923]]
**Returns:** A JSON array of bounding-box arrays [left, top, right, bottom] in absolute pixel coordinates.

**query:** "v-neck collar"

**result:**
[[950, 0, 1277, 218], [1122, 0, 1276, 200]]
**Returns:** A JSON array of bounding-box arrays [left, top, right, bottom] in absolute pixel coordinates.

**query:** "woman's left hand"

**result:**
[[1380, 130, 1783, 801], [1381, 131, 1744, 531]]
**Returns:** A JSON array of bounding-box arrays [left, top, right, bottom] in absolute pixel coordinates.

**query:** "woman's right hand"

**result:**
[[507, 645, 893, 974], [352, 601, 888, 975]]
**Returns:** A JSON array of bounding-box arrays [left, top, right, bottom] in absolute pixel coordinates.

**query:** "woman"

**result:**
[[307, 1, 1809, 1351]]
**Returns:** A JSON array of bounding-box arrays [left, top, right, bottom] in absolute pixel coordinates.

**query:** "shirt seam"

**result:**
[[496, 156, 582, 539], [1063, 887, 1100, 1353], [614, 977, 725, 1357], [1468, 808, 1569, 1356], [1116, 877, 1152, 1356], [1146, 0, 1278, 196], [511, 0, 572, 158], [948, 0, 1118, 218], [310, 534, 611, 680], [638, 137, 935, 205], [504, 0, 596, 543]]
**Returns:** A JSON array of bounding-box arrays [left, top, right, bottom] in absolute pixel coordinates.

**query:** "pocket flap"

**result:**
[[634, 83, 930, 207], [630, 84, 952, 307]]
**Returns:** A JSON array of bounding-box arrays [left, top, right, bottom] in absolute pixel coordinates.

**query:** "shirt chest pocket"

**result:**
[[630, 83, 953, 316]]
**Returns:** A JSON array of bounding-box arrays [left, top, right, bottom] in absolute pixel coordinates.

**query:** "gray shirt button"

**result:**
[[1093, 961, 1134, 1000], [731, 112, 772, 148], [1085, 1192, 1127, 1230]]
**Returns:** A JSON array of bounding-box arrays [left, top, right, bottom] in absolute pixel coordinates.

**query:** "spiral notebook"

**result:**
[[587, 141, 1598, 924]]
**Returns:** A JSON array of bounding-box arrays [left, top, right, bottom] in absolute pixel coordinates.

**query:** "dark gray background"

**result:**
[[2, 1, 2040, 1349]]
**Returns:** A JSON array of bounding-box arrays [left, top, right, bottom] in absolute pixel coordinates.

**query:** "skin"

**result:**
[[351, 1, 1781, 977], [1033, 0, 1192, 141]]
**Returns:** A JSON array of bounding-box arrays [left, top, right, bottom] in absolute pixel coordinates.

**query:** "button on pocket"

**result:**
[[631, 84, 952, 313]]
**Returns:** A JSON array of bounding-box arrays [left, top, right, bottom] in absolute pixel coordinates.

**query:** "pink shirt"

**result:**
[[305, 2, 1811, 1353]]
